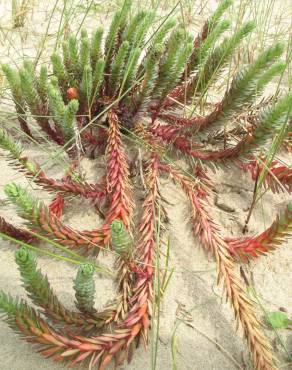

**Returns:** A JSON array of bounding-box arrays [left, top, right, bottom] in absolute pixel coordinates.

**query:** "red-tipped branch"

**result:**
[[150, 115, 251, 162], [82, 128, 108, 148], [105, 110, 134, 228], [123, 156, 159, 338], [239, 158, 292, 194], [150, 123, 203, 150], [0, 208, 105, 258], [158, 162, 277, 370], [158, 79, 194, 110], [169, 130, 254, 161], [27, 203, 106, 255], [150, 123, 181, 141], [38, 170, 107, 201], [226, 204, 292, 262], [157, 74, 218, 113], [49, 193, 65, 218], [0, 217, 36, 243], [157, 104, 222, 129], [157, 130, 248, 161], [19, 157, 107, 202], [157, 112, 206, 127]]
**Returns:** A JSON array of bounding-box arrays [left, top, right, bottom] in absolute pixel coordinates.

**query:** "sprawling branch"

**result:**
[[226, 204, 292, 261], [150, 123, 203, 149], [159, 129, 249, 161], [158, 162, 276, 370], [239, 158, 292, 194], [105, 109, 134, 228], [0, 128, 107, 202], [0, 217, 36, 243], [0, 156, 159, 369], [23, 158, 107, 202], [4, 183, 106, 256]]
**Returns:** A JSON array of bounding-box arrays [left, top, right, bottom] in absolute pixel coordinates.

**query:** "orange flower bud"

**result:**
[[67, 87, 78, 100]]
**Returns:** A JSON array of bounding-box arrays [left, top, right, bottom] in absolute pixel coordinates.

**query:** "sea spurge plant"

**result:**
[[0, 0, 291, 369]]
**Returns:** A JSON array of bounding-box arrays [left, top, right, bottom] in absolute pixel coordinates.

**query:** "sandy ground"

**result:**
[[0, 1, 291, 370]]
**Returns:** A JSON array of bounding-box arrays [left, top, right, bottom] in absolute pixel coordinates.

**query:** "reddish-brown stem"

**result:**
[[18, 157, 107, 202], [16, 110, 33, 138]]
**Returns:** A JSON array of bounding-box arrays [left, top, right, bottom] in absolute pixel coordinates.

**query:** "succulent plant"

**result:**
[[0, 0, 291, 369]]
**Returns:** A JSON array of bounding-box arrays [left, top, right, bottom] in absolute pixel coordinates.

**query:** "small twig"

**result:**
[[138, 148, 147, 191], [243, 163, 259, 233]]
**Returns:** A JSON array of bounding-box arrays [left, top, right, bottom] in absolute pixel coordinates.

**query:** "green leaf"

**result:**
[[266, 311, 290, 329]]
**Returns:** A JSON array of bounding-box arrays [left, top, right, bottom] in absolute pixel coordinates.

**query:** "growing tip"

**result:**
[[110, 219, 124, 233], [50, 76, 59, 86], [242, 20, 256, 33], [79, 263, 95, 277], [222, 0, 233, 7], [40, 65, 47, 73], [15, 246, 29, 263], [1, 63, 10, 73], [220, 20, 231, 29], [68, 99, 79, 111], [272, 41, 285, 56], [4, 182, 20, 198]]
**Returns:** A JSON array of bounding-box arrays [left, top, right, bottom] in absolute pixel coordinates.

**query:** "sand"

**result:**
[[0, 1, 291, 369]]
